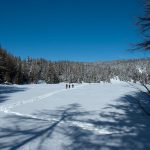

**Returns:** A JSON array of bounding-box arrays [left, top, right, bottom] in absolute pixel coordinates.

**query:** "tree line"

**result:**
[[0, 47, 150, 84], [1, 1, 150, 85]]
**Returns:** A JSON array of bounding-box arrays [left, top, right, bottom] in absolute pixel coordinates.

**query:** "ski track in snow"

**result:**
[[0, 83, 131, 135], [0, 84, 115, 135], [1, 109, 133, 135], [0, 89, 66, 110], [0, 84, 86, 111]]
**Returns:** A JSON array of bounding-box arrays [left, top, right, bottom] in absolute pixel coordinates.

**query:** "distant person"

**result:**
[[66, 84, 68, 89], [72, 84, 74, 88], [69, 84, 71, 89]]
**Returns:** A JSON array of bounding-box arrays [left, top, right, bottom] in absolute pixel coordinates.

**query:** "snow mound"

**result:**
[[110, 76, 123, 84]]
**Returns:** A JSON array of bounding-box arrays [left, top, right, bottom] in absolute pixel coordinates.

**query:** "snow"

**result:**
[[110, 76, 123, 83], [0, 82, 150, 150], [137, 67, 146, 73]]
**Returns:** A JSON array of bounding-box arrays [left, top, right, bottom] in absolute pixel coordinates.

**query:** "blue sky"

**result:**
[[0, 0, 150, 61]]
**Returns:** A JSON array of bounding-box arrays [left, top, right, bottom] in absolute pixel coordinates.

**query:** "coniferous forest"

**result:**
[[0, 47, 150, 84]]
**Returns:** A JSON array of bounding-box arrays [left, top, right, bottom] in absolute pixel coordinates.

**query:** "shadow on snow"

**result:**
[[0, 91, 150, 150], [0, 85, 27, 103]]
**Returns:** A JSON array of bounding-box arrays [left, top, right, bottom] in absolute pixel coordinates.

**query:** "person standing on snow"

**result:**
[[66, 84, 68, 89]]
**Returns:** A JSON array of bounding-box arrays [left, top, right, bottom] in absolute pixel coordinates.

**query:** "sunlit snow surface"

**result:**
[[0, 81, 150, 150]]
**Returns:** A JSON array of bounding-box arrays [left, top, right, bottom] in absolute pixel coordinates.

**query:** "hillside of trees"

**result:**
[[0, 47, 150, 84]]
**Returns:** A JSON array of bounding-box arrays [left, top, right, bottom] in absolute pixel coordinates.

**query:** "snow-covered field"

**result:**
[[0, 81, 150, 150]]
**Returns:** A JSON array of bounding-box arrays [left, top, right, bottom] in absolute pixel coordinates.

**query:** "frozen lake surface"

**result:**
[[0, 81, 150, 150]]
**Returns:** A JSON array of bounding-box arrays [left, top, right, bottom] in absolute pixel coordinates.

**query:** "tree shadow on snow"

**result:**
[[0, 91, 150, 150], [66, 91, 150, 150], [0, 85, 27, 103], [0, 103, 91, 150]]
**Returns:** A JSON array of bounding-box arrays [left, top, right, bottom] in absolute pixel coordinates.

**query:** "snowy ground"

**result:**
[[0, 81, 150, 150]]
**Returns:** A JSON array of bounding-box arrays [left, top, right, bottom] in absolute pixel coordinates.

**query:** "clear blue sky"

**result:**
[[0, 0, 150, 61]]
